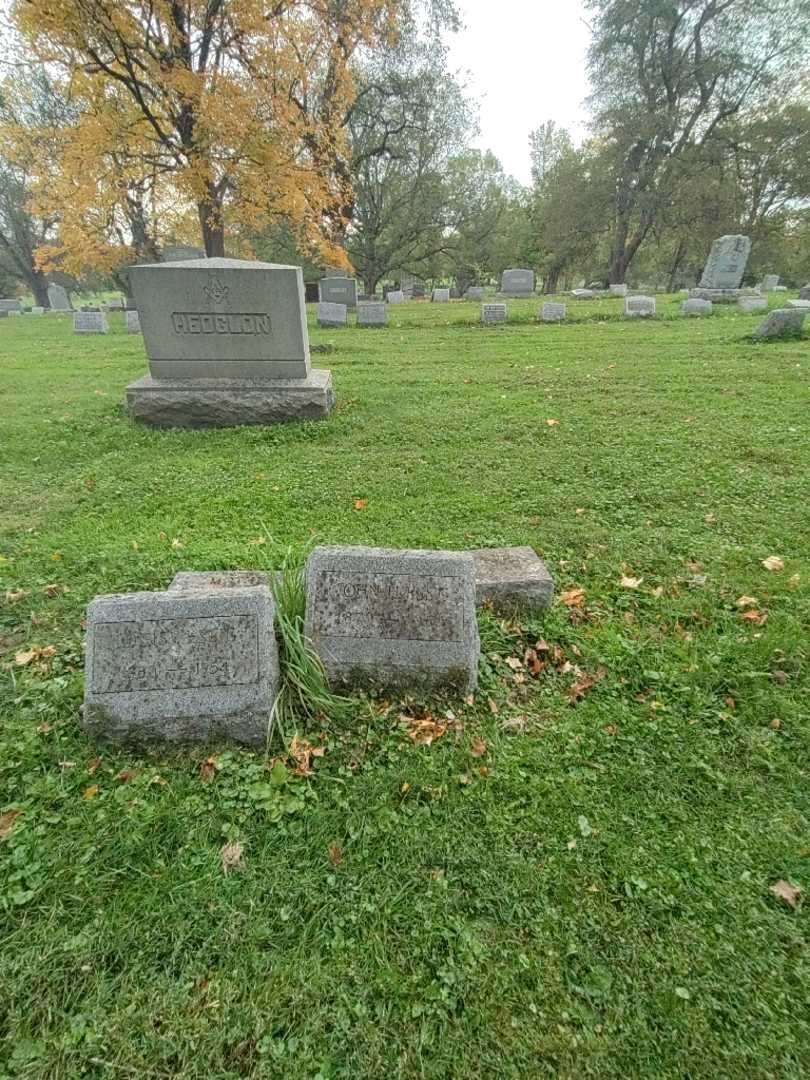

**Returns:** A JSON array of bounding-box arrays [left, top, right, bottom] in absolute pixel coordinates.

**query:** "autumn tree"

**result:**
[[13, 0, 407, 262], [586, 0, 810, 283]]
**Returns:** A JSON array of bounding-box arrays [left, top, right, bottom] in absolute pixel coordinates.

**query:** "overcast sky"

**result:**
[[445, 0, 593, 185]]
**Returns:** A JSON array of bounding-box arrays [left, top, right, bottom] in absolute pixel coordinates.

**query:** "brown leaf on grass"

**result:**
[[488, 698, 500, 715], [289, 734, 314, 775], [762, 556, 784, 572], [560, 587, 585, 608], [83, 785, 99, 800], [545, 418, 560, 427], [788, 574, 800, 589], [620, 575, 643, 589], [405, 716, 448, 747], [0, 809, 21, 840], [740, 609, 768, 625], [14, 644, 56, 667], [353, 499, 368, 510], [504, 656, 523, 671], [770, 879, 801, 910], [524, 648, 544, 677], [328, 841, 343, 867], [5, 589, 26, 604], [170, 537, 185, 550], [200, 756, 217, 782], [116, 769, 139, 782], [86, 756, 102, 775], [568, 667, 608, 702], [50, 552, 63, 562], [470, 738, 487, 758], [43, 584, 67, 598], [736, 596, 758, 608], [220, 840, 246, 875]]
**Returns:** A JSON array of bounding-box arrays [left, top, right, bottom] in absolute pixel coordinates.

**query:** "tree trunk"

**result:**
[[667, 238, 688, 293], [363, 274, 380, 297], [31, 271, 50, 309], [198, 189, 225, 257], [544, 265, 563, 294]]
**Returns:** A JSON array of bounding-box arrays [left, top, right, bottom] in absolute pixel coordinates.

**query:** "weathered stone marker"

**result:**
[[126, 257, 334, 426], [681, 298, 713, 315], [465, 286, 486, 301], [74, 310, 109, 334], [761, 274, 780, 290], [387, 290, 405, 304], [0, 299, 22, 313], [305, 546, 480, 694], [541, 302, 566, 322], [357, 300, 387, 326], [125, 310, 141, 333], [471, 547, 554, 616], [319, 276, 358, 309], [432, 288, 450, 303], [799, 284, 810, 301], [571, 288, 597, 300], [689, 235, 753, 302], [787, 299, 810, 310], [170, 570, 271, 591], [83, 586, 279, 746], [162, 244, 206, 262], [317, 301, 347, 328], [609, 284, 628, 296], [500, 269, 535, 297], [47, 284, 72, 311], [30, 306, 44, 315], [738, 296, 767, 313], [625, 296, 656, 317], [752, 308, 806, 340], [481, 302, 507, 324]]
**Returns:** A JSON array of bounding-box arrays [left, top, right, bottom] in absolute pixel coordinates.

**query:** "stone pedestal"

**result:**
[[688, 288, 760, 304], [126, 370, 334, 428]]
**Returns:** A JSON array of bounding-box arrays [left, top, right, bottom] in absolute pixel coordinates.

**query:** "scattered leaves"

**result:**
[[5, 589, 26, 604], [14, 644, 56, 667], [736, 596, 758, 608], [116, 769, 139, 782], [200, 757, 217, 782], [762, 556, 784, 572], [568, 667, 608, 702], [220, 840, 246, 875], [0, 809, 22, 840], [328, 841, 343, 867], [560, 587, 585, 608], [470, 738, 487, 758], [770, 879, 801, 910], [405, 715, 449, 747], [740, 609, 768, 625], [86, 756, 102, 775]]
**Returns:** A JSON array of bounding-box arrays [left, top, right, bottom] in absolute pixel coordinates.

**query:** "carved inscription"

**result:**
[[312, 572, 464, 642], [171, 312, 272, 335], [91, 614, 258, 693]]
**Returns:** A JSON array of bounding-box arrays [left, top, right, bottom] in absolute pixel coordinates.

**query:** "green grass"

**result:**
[[1, 295, 809, 1078]]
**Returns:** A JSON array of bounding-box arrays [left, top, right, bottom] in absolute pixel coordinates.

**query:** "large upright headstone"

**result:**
[[500, 269, 535, 297], [319, 276, 358, 309], [305, 546, 480, 694], [609, 284, 628, 296], [690, 235, 753, 302], [73, 310, 109, 334], [83, 586, 279, 746], [125, 258, 334, 427], [47, 284, 72, 311]]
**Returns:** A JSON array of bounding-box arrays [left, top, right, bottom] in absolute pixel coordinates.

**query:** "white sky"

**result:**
[[446, 0, 593, 185]]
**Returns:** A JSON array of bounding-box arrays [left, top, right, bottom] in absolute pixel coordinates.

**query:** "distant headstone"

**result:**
[[162, 244, 206, 262], [699, 235, 752, 290], [541, 302, 566, 322], [500, 269, 535, 297], [357, 300, 387, 326], [762, 274, 780, 290], [571, 289, 596, 300], [317, 301, 347, 328], [73, 310, 109, 334], [319, 276, 358, 308], [125, 310, 141, 333], [83, 586, 279, 746], [47, 284, 72, 311], [773, 285, 788, 293], [681, 298, 713, 315], [8, 310, 21, 317], [751, 308, 806, 340], [387, 290, 405, 304], [0, 299, 22, 313], [472, 547, 554, 615], [0, 311, 7, 319], [625, 296, 656, 318], [126, 257, 334, 427], [106, 298, 124, 310], [432, 288, 450, 303], [465, 287, 486, 301], [799, 284, 810, 301], [738, 296, 767, 313], [609, 284, 628, 296], [30, 306, 44, 315], [787, 299, 810, 309], [481, 302, 507, 324], [304, 546, 480, 694]]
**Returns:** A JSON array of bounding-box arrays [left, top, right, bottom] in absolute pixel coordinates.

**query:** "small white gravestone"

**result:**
[[681, 298, 713, 316], [387, 290, 405, 304], [317, 301, 347, 328], [625, 296, 656, 317], [481, 303, 507, 324], [432, 288, 450, 303], [106, 298, 125, 310], [30, 307, 44, 315], [125, 310, 141, 333], [571, 288, 596, 300], [787, 299, 810, 310], [74, 310, 109, 334], [738, 296, 767, 313], [542, 302, 566, 322], [609, 284, 628, 296], [357, 300, 387, 326]]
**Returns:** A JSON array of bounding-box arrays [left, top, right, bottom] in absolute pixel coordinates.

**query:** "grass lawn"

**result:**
[[1, 295, 809, 1078]]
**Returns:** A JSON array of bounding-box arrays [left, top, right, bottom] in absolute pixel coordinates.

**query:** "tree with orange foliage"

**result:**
[[13, 0, 404, 265]]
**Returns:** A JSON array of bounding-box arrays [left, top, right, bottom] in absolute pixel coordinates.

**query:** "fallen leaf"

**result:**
[[560, 587, 585, 608], [50, 552, 63, 562], [478, 765, 489, 777], [788, 574, 800, 589], [762, 556, 784, 572], [770, 718, 782, 729], [620, 575, 643, 589], [488, 698, 499, 715], [14, 648, 37, 666], [504, 656, 523, 670], [568, 667, 608, 702], [220, 840, 246, 875], [86, 756, 102, 775], [406, 716, 448, 746], [328, 841, 342, 867], [604, 724, 618, 736], [200, 757, 217, 781], [567, 838, 577, 850], [5, 589, 26, 603], [704, 513, 716, 524], [43, 584, 66, 598], [37, 722, 53, 734], [171, 537, 185, 550], [83, 785, 99, 800], [740, 609, 767, 625], [546, 418, 560, 427], [247, 535, 266, 546], [354, 499, 368, 510], [289, 734, 314, 775], [116, 769, 139, 782], [131, 541, 140, 552], [575, 508, 586, 516], [736, 596, 758, 608], [0, 809, 22, 840], [470, 738, 487, 758], [770, 879, 801, 910]]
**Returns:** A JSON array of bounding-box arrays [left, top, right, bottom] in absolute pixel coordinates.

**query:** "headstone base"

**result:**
[[472, 547, 554, 615], [688, 288, 760, 304], [125, 370, 334, 428]]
